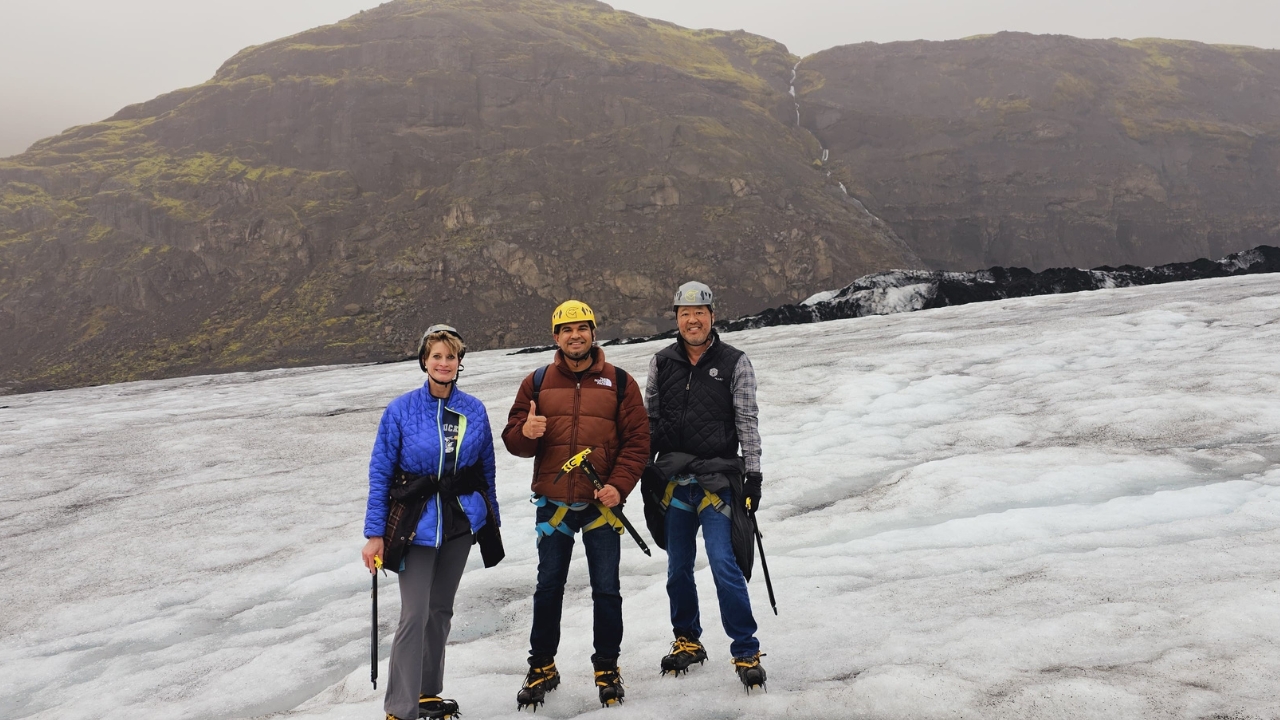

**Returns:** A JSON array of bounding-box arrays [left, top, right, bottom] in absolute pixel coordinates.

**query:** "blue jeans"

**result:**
[[529, 502, 623, 662], [666, 483, 759, 658]]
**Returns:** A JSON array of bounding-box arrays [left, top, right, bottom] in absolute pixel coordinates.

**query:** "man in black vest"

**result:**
[[642, 281, 767, 690]]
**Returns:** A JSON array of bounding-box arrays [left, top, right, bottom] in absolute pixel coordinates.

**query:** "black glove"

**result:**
[[743, 472, 762, 514]]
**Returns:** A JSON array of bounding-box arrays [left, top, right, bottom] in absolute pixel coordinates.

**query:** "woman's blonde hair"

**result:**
[[417, 323, 466, 373], [421, 331, 464, 360]]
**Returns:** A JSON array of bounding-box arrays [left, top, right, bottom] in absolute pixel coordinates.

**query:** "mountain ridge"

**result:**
[[0, 0, 916, 393], [3, 5, 1279, 393], [797, 31, 1280, 270]]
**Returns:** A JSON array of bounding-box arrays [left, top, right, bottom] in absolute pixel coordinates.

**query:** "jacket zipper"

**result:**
[[679, 365, 693, 436], [434, 395, 444, 547], [678, 339, 713, 440], [451, 407, 473, 532], [569, 377, 582, 504]]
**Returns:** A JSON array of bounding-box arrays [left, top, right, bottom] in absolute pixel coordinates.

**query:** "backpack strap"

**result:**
[[614, 366, 628, 408], [531, 364, 549, 405]]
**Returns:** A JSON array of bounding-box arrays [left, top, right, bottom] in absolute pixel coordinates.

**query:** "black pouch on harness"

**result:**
[[441, 463, 485, 497], [640, 463, 670, 551], [388, 466, 440, 502], [475, 491, 505, 568], [446, 464, 505, 567]]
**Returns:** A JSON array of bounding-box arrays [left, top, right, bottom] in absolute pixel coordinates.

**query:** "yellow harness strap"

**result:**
[[548, 503, 570, 530], [662, 479, 728, 515], [535, 496, 624, 539], [584, 503, 626, 534]]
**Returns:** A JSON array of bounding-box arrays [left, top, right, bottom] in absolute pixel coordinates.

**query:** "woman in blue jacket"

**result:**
[[361, 325, 499, 720]]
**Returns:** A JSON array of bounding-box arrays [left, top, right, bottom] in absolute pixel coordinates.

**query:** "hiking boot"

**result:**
[[659, 635, 708, 676], [516, 657, 560, 711], [732, 652, 767, 692], [593, 658, 625, 707], [418, 695, 460, 719]]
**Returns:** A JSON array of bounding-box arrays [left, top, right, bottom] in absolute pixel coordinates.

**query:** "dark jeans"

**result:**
[[666, 483, 760, 658], [529, 502, 623, 662]]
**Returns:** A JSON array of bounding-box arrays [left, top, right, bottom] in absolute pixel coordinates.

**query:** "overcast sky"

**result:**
[[2, 0, 1277, 158]]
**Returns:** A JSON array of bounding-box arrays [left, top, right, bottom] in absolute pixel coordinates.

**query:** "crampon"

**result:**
[[659, 636, 707, 676], [418, 696, 460, 720], [593, 660, 625, 707], [516, 658, 560, 711], [732, 652, 767, 692]]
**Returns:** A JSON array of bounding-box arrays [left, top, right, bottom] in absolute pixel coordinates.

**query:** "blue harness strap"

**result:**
[[663, 474, 729, 516]]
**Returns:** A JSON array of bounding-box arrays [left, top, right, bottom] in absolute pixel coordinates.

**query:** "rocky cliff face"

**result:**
[[0, 0, 913, 392], [798, 33, 1280, 270], [6, 14, 1280, 394]]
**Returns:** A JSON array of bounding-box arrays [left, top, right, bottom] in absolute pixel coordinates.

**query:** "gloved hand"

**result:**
[[743, 471, 762, 514]]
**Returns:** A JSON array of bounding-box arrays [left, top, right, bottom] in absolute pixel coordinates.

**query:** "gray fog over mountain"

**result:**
[[2, 0, 1278, 157]]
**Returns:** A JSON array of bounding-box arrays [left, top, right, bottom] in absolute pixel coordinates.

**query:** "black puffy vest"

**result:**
[[651, 334, 743, 460]]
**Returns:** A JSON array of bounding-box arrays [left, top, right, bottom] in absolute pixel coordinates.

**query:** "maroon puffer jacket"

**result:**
[[502, 347, 650, 505]]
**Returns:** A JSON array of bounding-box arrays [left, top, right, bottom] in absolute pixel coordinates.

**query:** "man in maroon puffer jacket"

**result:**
[[503, 299, 649, 710]]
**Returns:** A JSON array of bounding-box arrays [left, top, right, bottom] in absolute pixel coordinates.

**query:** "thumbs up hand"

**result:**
[[522, 400, 547, 439]]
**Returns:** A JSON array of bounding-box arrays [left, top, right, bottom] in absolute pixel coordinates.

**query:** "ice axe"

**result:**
[[745, 498, 777, 615], [371, 554, 383, 688], [554, 448, 652, 556]]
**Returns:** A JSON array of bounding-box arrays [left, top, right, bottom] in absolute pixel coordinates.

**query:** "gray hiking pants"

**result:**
[[384, 536, 471, 720]]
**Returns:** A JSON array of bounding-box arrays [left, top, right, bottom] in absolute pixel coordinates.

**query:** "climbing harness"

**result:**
[[531, 495, 625, 542], [661, 473, 730, 517]]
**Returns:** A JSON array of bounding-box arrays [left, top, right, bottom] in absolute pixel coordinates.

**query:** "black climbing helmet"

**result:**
[[417, 324, 466, 373]]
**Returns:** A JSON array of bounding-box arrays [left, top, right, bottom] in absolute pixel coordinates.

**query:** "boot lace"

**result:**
[[594, 667, 624, 688], [670, 637, 703, 657], [523, 662, 558, 689]]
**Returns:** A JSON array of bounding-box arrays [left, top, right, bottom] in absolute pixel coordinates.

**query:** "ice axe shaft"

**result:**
[[556, 449, 652, 556], [746, 499, 777, 615], [371, 555, 382, 688], [580, 457, 652, 556]]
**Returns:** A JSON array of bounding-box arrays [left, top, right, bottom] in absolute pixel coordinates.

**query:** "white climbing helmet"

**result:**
[[672, 281, 714, 311]]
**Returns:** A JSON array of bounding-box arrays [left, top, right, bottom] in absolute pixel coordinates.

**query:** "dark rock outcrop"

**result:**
[[720, 245, 1280, 331]]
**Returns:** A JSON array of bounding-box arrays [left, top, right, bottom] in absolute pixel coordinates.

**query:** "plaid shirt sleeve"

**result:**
[[645, 354, 660, 438], [731, 353, 762, 474]]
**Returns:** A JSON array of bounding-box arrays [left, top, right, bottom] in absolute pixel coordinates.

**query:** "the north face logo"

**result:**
[[594, 377, 613, 387]]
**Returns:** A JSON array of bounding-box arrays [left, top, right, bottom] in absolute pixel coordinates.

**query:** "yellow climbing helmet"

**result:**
[[551, 299, 596, 332]]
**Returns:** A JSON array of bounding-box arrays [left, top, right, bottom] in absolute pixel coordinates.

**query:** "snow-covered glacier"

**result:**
[[2, 275, 1278, 719]]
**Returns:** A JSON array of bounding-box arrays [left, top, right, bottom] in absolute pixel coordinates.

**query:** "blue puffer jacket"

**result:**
[[364, 383, 499, 547]]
